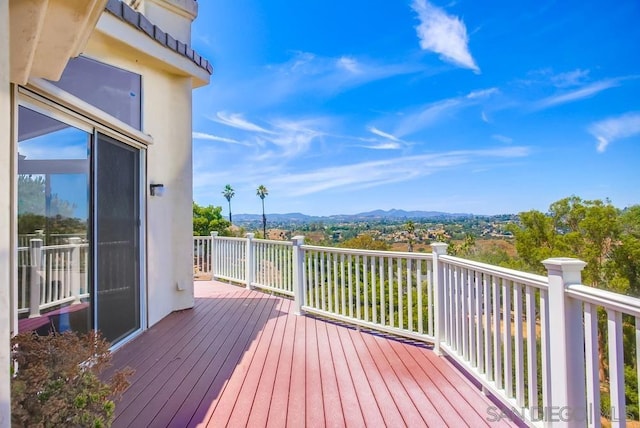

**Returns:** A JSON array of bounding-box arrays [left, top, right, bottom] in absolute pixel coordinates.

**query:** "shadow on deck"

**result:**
[[108, 280, 520, 427]]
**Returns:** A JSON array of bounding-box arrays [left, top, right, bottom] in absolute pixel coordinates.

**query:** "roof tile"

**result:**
[[177, 41, 187, 56], [139, 14, 154, 38], [104, 1, 212, 75], [153, 26, 167, 44], [122, 3, 139, 27], [166, 34, 177, 51], [105, 0, 122, 15]]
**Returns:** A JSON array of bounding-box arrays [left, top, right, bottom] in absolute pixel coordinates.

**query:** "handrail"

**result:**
[[566, 283, 640, 317], [18, 238, 89, 317], [194, 234, 640, 426], [440, 254, 548, 289]]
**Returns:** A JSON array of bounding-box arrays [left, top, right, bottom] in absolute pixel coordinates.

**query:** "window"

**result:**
[[49, 56, 142, 130]]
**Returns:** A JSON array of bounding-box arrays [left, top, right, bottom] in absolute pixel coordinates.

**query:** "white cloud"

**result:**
[[208, 113, 329, 161], [467, 88, 498, 99], [337, 56, 361, 74], [213, 112, 274, 134], [533, 79, 620, 110], [492, 134, 513, 144], [394, 87, 497, 137], [411, 0, 479, 72], [262, 118, 325, 158], [550, 69, 590, 88], [368, 127, 401, 142], [588, 112, 640, 152], [192, 131, 247, 145], [361, 142, 403, 150], [271, 146, 529, 196], [254, 52, 424, 107]]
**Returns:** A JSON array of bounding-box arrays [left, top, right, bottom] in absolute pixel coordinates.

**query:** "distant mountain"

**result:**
[[234, 209, 473, 223], [234, 212, 316, 222], [353, 209, 472, 219]]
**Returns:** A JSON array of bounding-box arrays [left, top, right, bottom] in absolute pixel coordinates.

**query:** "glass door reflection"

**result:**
[[17, 106, 91, 335]]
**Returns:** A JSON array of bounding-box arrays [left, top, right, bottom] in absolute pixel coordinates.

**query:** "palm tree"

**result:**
[[405, 220, 415, 252], [222, 184, 235, 223], [256, 185, 268, 238]]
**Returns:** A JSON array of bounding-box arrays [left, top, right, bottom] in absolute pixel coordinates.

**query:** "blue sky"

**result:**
[[190, 0, 640, 216]]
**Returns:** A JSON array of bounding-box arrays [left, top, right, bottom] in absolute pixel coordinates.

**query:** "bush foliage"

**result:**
[[11, 331, 133, 428]]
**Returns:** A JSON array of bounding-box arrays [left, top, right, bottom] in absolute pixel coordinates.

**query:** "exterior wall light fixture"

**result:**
[[150, 183, 165, 197]]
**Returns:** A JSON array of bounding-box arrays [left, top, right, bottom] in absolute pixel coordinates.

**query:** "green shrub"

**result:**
[[11, 330, 133, 428]]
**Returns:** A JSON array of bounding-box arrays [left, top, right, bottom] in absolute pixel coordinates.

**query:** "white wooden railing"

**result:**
[[194, 234, 640, 427], [18, 237, 89, 317]]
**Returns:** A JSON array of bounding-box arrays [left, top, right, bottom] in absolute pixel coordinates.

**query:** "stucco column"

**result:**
[[1, 0, 12, 425]]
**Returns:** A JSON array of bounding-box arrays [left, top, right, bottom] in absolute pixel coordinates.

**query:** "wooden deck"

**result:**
[[108, 281, 520, 427]]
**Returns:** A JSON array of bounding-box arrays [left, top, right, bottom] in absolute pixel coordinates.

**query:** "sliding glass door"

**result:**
[[95, 134, 141, 343], [17, 106, 92, 335], [16, 101, 143, 345]]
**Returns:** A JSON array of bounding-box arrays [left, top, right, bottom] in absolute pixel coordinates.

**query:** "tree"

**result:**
[[256, 185, 268, 238], [405, 220, 415, 252], [18, 175, 76, 218], [192, 202, 230, 236], [222, 184, 235, 224], [509, 196, 621, 287], [613, 205, 640, 295], [339, 234, 390, 251]]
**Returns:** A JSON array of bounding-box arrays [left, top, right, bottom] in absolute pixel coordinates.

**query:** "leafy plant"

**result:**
[[11, 330, 133, 428]]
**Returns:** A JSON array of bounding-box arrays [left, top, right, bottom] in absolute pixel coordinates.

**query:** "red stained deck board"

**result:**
[[109, 294, 226, 373], [112, 295, 243, 424], [109, 281, 523, 428], [314, 320, 345, 428], [324, 322, 367, 427], [285, 309, 307, 428], [405, 343, 518, 427], [354, 330, 425, 427], [265, 300, 296, 428], [190, 302, 279, 426], [304, 316, 326, 428], [111, 297, 223, 420], [387, 339, 471, 427], [145, 294, 278, 427], [364, 333, 447, 427], [224, 298, 287, 427], [246, 299, 292, 427], [336, 326, 393, 427], [175, 293, 280, 427], [342, 329, 405, 427]]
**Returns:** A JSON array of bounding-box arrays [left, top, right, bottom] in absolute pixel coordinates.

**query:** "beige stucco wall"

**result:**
[[85, 28, 196, 328], [1, 0, 12, 424]]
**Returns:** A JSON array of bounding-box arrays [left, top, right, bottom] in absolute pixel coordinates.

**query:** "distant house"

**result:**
[[0, 0, 211, 421]]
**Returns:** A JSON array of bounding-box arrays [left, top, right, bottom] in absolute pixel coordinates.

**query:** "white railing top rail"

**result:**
[[440, 254, 549, 290], [213, 236, 247, 243], [41, 243, 88, 250], [566, 283, 640, 317], [254, 239, 293, 246], [301, 244, 434, 260]]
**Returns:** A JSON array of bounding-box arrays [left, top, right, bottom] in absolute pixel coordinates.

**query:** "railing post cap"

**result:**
[[542, 257, 587, 271], [210, 231, 219, 237], [68, 237, 82, 244], [431, 242, 448, 254], [245, 232, 255, 239], [292, 235, 305, 244]]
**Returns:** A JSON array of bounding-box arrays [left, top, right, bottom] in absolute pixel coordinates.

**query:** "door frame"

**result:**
[[14, 88, 147, 347]]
